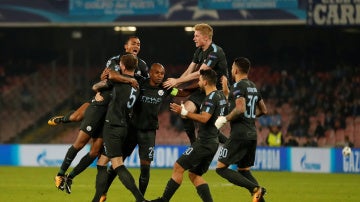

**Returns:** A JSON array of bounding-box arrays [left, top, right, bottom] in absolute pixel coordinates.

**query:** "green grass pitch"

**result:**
[[0, 166, 359, 201]]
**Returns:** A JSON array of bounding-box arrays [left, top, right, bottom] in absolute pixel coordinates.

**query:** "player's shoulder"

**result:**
[[137, 57, 147, 65], [107, 54, 120, 61], [211, 90, 226, 100], [136, 75, 147, 85], [106, 55, 120, 67], [210, 43, 225, 53]]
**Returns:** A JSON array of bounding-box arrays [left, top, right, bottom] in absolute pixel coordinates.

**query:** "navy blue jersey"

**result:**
[[228, 79, 263, 140], [131, 79, 172, 130], [197, 90, 227, 143], [105, 75, 140, 127], [106, 53, 148, 78], [192, 43, 228, 89]]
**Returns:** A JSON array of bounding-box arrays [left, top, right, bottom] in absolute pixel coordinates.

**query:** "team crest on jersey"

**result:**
[[86, 126, 92, 132], [158, 90, 164, 96]]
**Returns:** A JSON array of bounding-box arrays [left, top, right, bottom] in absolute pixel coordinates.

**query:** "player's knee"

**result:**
[[89, 150, 100, 158], [188, 172, 197, 181]]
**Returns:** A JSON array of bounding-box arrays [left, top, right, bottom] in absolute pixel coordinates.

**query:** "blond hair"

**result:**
[[194, 23, 213, 40]]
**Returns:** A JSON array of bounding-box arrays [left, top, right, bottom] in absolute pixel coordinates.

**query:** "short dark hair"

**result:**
[[125, 36, 139, 44], [200, 69, 217, 85], [234, 57, 251, 73], [121, 54, 138, 71]]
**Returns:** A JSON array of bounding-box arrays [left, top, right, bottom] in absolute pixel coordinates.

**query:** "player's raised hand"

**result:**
[[163, 78, 178, 89], [169, 102, 181, 114], [129, 78, 139, 89]]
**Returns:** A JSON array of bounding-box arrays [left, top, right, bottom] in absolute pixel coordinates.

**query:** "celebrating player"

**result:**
[[151, 69, 227, 202], [163, 23, 229, 145], [214, 57, 268, 202]]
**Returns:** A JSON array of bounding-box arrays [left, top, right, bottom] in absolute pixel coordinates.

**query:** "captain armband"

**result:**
[[170, 88, 179, 96]]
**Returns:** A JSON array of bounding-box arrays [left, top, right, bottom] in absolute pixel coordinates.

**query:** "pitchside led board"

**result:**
[[69, 0, 169, 15], [198, 0, 298, 9], [0, 144, 359, 173], [69, 0, 299, 15], [307, 0, 360, 26]]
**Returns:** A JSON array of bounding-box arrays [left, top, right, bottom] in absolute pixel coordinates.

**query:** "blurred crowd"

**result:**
[[253, 65, 359, 147], [0, 58, 359, 147]]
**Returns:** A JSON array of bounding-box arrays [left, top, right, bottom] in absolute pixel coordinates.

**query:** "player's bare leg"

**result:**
[[48, 102, 89, 125]]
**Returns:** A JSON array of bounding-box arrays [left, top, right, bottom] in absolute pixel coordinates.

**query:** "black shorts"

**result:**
[[122, 127, 156, 162], [121, 126, 138, 159], [79, 103, 107, 138], [136, 129, 156, 161], [80, 90, 112, 137], [217, 139, 257, 168], [102, 123, 128, 158], [188, 89, 206, 111], [176, 141, 219, 176]]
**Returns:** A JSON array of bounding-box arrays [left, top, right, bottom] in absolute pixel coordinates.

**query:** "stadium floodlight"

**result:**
[[114, 26, 137, 32], [71, 30, 82, 39], [184, 26, 194, 32]]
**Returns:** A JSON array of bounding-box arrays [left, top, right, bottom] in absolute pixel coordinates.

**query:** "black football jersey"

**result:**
[[131, 79, 172, 130], [228, 79, 263, 140], [105, 75, 140, 127], [197, 90, 228, 142], [106, 53, 148, 78], [192, 43, 228, 89]]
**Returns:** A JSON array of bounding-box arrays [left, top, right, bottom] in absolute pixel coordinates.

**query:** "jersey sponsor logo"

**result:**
[[140, 95, 162, 104]]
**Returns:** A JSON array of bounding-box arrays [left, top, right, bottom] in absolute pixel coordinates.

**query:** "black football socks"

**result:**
[[196, 183, 213, 202], [58, 146, 80, 176], [115, 165, 145, 202], [161, 178, 180, 202], [139, 164, 150, 195], [92, 165, 108, 202], [216, 167, 257, 193], [68, 152, 96, 179]]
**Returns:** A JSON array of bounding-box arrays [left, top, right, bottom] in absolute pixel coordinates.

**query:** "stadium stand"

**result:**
[[1, 62, 359, 148], [0, 62, 99, 143]]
